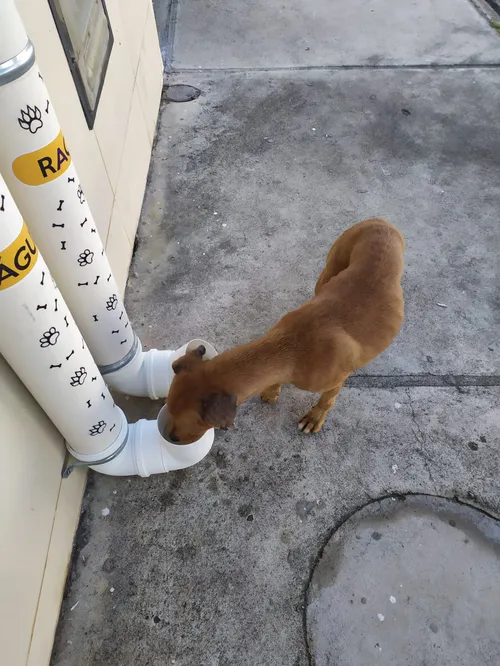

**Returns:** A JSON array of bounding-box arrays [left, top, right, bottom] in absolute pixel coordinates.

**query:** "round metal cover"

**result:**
[[165, 85, 201, 103]]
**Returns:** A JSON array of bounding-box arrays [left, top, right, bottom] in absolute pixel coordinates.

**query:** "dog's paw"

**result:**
[[260, 385, 281, 405], [261, 392, 279, 405], [298, 408, 327, 434]]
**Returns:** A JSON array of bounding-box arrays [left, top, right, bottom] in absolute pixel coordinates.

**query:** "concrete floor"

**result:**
[[172, 0, 500, 68], [52, 1, 500, 665]]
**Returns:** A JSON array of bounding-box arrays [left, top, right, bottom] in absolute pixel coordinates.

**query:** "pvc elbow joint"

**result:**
[[66, 407, 214, 477], [102, 338, 218, 400], [65, 339, 219, 476]]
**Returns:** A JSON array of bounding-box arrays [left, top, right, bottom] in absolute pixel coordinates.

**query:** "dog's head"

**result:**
[[164, 345, 237, 444]]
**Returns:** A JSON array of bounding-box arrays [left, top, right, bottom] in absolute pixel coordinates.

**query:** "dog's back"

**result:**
[[316, 217, 405, 294], [274, 218, 405, 376]]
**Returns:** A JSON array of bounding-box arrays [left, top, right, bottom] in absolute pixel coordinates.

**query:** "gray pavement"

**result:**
[[173, 0, 500, 68], [52, 1, 500, 665]]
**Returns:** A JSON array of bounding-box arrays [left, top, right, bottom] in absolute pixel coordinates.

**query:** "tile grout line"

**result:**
[[26, 477, 64, 665]]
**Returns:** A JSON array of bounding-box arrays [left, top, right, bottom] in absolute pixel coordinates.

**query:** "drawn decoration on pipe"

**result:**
[[106, 294, 118, 311], [0, 175, 122, 454], [18, 104, 43, 133], [89, 421, 107, 436], [0, 61, 135, 369], [39, 326, 60, 347], [70, 367, 87, 386], [78, 249, 94, 266]]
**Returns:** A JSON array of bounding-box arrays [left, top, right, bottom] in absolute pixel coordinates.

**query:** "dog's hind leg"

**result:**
[[260, 384, 282, 405], [298, 381, 346, 433]]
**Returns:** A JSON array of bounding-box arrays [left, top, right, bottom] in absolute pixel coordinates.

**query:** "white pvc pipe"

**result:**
[[0, 0, 27, 64], [104, 338, 218, 398], [0, 0, 202, 404], [0, 173, 125, 457], [0, 0, 135, 369], [0, 174, 214, 477], [0, 3, 217, 477], [76, 407, 214, 477]]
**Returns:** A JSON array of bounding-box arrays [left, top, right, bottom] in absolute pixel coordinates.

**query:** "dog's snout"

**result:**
[[168, 432, 180, 443]]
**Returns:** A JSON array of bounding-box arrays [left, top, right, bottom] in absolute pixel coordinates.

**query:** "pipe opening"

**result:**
[[156, 404, 211, 448]]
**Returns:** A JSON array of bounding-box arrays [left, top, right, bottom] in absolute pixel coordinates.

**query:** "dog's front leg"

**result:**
[[260, 384, 282, 405], [298, 382, 346, 434]]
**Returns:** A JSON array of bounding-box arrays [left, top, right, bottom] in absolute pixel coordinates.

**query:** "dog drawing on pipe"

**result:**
[[164, 218, 405, 444]]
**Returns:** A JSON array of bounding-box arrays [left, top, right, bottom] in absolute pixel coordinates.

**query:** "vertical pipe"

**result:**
[[0, 172, 214, 478], [0, 1, 219, 412], [0, 0, 135, 370], [0, 173, 126, 458], [0, 1, 27, 64]]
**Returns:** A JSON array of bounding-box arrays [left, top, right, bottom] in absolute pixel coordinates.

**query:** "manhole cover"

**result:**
[[164, 84, 201, 103], [307, 495, 500, 666]]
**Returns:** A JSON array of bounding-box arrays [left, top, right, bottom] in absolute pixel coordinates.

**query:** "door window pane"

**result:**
[[48, 0, 113, 128]]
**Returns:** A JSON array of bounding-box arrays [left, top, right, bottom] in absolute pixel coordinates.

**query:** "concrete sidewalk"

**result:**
[[52, 1, 500, 665]]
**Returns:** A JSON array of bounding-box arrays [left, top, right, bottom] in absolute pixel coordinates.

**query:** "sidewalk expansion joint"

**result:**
[[345, 374, 500, 389], [171, 62, 500, 75]]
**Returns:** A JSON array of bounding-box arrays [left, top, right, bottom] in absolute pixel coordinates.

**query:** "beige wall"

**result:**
[[0, 1, 163, 665], [0, 356, 87, 666]]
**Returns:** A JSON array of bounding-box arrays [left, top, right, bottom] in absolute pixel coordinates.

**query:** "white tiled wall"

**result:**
[[137, 6, 165, 144], [114, 86, 153, 246], [93, 5, 137, 193], [0, 2, 163, 665]]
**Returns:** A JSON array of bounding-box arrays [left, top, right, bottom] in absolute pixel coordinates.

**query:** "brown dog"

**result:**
[[165, 218, 405, 443]]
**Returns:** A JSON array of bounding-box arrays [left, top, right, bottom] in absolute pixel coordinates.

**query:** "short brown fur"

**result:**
[[165, 218, 405, 443]]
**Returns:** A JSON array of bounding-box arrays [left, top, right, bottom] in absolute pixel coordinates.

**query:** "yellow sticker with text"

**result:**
[[0, 221, 38, 290], [12, 130, 71, 186]]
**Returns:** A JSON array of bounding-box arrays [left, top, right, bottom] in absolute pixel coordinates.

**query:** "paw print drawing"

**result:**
[[77, 249, 94, 266], [77, 185, 86, 204], [70, 367, 87, 387], [18, 105, 43, 134], [89, 420, 107, 436], [106, 294, 118, 311], [39, 327, 60, 348]]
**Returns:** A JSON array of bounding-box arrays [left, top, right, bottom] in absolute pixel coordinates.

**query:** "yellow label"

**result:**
[[0, 221, 38, 290], [12, 130, 71, 186]]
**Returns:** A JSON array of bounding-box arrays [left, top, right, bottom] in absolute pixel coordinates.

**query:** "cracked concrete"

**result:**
[[52, 0, 500, 664]]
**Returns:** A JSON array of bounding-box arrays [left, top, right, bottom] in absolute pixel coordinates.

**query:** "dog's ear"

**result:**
[[172, 359, 186, 375], [193, 344, 206, 357], [201, 393, 237, 429], [172, 345, 206, 374]]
